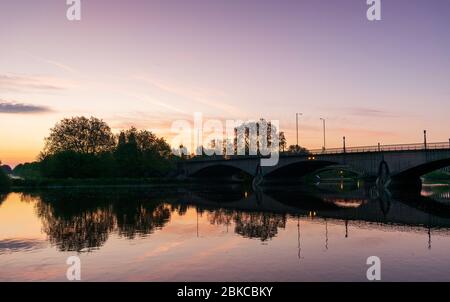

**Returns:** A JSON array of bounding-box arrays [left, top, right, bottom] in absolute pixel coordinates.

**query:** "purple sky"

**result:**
[[1, 0, 450, 165]]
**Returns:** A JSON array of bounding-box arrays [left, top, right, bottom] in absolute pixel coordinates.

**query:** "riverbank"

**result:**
[[9, 177, 193, 189]]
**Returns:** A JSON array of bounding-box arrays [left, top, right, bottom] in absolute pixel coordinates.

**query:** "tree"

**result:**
[[1, 164, 12, 175], [115, 128, 173, 177], [0, 160, 11, 191], [13, 162, 41, 179], [233, 119, 280, 155], [115, 130, 141, 177], [43, 116, 115, 156], [288, 145, 309, 154]]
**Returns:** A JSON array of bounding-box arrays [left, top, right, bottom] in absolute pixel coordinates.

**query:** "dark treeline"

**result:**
[[13, 116, 177, 179], [0, 161, 11, 190]]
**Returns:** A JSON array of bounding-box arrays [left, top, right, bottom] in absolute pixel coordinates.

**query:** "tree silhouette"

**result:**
[[288, 144, 309, 154], [0, 160, 11, 191], [115, 130, 141, 177], [42, 116, 115, 156]]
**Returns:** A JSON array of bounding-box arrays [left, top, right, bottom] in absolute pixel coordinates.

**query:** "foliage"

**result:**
[[40, 151, 114, 178], [0, 164, 12, 175], [0, 161, 11, 190], [35, 118, 175, 179], [287, 144, 310, 154], [13, 162, 42, 179], [42, 116, 115, 156]]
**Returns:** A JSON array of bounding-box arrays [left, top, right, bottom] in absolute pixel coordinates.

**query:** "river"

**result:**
[[1, 181, 450, 281]]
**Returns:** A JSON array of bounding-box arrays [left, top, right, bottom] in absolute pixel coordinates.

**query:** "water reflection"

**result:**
[[24, 190, 174, 252], [16, 182, 450, 252], [0, 192, 7, 206]]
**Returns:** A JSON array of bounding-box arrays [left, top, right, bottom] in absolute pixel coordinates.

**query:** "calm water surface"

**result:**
[[1, 182, 450, 281]]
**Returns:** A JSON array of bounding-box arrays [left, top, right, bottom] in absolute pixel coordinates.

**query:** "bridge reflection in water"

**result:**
[[12, 182, 450, 253]]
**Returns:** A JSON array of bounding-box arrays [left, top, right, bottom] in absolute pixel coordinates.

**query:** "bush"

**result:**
[[13, 162, 42, 179], [0, 168, 11, 191], [40, 151, 114, 178]]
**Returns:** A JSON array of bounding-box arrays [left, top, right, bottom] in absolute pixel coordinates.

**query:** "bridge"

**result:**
[[177, 142, 450, 187]]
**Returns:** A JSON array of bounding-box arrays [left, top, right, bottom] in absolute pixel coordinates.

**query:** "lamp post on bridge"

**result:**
[[343, 136, 346, 153], [320, 118, 326, 152], [424, 130, 427, 150], [296, 113, 303, 151]]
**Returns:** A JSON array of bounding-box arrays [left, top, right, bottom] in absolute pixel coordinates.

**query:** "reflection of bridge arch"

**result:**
[[264, 160, 338, 179], [189, 163, 253, 178], [307, 165, 364, 178]]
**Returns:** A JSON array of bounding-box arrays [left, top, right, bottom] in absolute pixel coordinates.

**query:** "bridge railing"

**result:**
[[307, 142, 450, 155], [186, 142, 450, 161]]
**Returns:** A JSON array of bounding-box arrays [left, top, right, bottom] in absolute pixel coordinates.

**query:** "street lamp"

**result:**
[[424, 130, 427, 150], [320, 118, 326, 151], [296, 113, 303, 150]]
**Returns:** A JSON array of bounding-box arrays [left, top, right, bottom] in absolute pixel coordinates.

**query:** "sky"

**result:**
[[1, 0, 450, 166]]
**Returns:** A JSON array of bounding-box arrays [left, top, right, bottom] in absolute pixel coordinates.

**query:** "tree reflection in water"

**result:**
[[20, 188, 290, 252], [0, 192, 8, 207], [233, 213, 287, 241], [23, 189, 173, 252], [207, 209, 286, 241]]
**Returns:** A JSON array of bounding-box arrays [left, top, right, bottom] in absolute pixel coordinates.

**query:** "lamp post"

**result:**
[[296, 113, 303, 150], [320, 118, 326, 151], [343, 136, 346, 153], [424, 130, 427, 150]]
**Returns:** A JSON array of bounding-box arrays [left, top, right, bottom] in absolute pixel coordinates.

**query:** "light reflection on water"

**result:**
[[1, 183, 450, 281]]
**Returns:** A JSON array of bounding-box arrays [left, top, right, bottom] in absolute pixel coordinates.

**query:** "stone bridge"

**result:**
[[177, 142, 450, 187]]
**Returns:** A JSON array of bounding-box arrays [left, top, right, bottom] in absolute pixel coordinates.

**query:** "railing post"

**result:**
[[378, 143, 381, 152], [343, 136, 346, 153]]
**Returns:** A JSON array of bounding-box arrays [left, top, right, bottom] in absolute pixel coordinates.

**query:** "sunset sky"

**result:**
[[1, 0, 450, 166]]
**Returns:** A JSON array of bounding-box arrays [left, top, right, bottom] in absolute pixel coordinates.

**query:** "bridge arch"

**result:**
[[393, 158, 450, 181]]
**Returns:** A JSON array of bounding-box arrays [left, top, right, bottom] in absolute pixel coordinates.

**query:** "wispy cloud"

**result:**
[[134, 75, 245, 117], [0, 73, 73, 92], [24, 52, 78, 74], [334, 127, 397, 138], [42, 59, 77, 73], [0, 100, 52, 114], [341, 107, 399, 118]]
